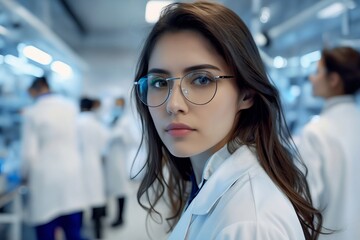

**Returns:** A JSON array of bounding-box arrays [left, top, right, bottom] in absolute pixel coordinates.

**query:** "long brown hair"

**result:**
[[131, 2, 322, 239]]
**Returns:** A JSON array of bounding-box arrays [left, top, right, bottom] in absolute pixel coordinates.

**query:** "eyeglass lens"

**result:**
[[136, 71, 218, 107]]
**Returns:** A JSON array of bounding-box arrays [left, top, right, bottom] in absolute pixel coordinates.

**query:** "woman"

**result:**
[[78, 98, 109, 239], [21, 77, 87, 240], [297, 46, 360, 239], [132, 2, 322, 239], [104, 97, 132, 227]]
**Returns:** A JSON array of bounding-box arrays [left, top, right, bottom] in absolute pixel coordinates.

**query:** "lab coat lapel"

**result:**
[[168, 203, 194, 240], [169, 146, 258, 239], [192, 146, 256, 215]]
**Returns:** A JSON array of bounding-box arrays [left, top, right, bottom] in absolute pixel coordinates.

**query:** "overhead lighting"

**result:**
[[260, 7, 271, 23], [254, 32, 270, 47], [0, 25, 10, 37], [318, 1, 356, 19], [51, 61, 73, 78], [4, 54, 44, 77], [22, 45, 52, 65], [273, 56, 287, 68], [290, 85, 301, 97], [145, 1, 174, 23], [317, 2, 346, 19]]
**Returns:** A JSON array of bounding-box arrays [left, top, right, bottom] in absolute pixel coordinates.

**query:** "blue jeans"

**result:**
[[35, 211, 83, 240]]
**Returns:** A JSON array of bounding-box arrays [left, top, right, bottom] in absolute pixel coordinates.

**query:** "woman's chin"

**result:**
[[166, 145, 199, 158]]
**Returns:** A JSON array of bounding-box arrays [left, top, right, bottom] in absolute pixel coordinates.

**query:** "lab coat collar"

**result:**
[[323, 95, 355, 112], [80, 111, 96, 117], [190, 145, 258, 215], [35, 92, 53, 101], [201, 145, 231, 183]]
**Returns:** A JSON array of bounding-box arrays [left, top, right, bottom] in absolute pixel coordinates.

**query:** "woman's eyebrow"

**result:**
[[148, 64, 221, 75], [147, 68, 170, 75], [184, 64, 221, 72]]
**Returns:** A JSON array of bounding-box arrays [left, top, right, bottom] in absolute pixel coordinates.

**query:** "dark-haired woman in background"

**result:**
[[297, 46, 360, 240], [132, 2, 323, 239]]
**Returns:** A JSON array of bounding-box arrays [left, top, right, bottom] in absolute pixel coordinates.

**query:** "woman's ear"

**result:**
[[328, 72, 345, 94], [238, 90, 254, 111], [329, 72, 341, 87]]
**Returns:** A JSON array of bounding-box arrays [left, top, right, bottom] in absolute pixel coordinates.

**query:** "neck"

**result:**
[[190, 152, 210, 185], [324, 84, 345, 99], [189, 142, 229, 185]]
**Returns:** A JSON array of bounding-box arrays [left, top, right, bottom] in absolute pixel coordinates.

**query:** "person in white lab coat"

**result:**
[[104, 97, 132, 227], [78, 97, 109, 239], [296, 46, 360, 240], [21, 76, 87, 240], [131, 2, 323, 239]]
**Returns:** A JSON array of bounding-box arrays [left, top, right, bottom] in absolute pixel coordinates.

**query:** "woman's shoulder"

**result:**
[[213, 166, 304, 238], [301, 115, 333, 140], [226, 165, 299, 216]]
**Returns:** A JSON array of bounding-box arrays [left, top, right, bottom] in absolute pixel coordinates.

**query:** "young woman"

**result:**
[[132, 2, 322, 239], [78, 98, 109, 239], [297, 46, 360, 239], [22, 77, 87, 240]]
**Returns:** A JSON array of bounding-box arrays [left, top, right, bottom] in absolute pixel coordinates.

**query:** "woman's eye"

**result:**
[[192, 75, 213, 85], [150, 78, 168, 88]]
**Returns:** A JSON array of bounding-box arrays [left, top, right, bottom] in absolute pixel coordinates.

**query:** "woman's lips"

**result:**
[[165, 123, 195, 137]]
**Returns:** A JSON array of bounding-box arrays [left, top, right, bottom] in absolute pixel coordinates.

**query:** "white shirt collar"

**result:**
[[201, 145, 231, 185], [323, 95, 355, 112]]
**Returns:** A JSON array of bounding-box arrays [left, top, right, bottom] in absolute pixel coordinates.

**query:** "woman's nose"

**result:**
[[165, 81, 189, 115]]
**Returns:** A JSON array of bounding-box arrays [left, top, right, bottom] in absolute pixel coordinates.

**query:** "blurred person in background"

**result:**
[[296, 46, 360, 239], [78, 97, 109, 239], [104, 97, 132, 228], [21, 76, 87, 240]]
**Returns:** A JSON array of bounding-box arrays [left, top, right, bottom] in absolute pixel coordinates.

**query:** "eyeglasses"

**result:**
[[134, 71, 234, 107]]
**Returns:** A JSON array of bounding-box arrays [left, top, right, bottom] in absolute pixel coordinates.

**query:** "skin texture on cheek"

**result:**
[[311, 73, 327, 97], [199, 99, 238, 154]]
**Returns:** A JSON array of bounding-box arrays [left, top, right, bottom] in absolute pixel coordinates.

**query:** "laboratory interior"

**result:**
[[0, 0, 360, 240]]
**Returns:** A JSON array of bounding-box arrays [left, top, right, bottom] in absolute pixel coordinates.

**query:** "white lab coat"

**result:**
[[296, 95, 360, 240], [169, 145, 305, 240], [104, 112, 136, 197], [21, 94, 87, 225], [77, 112, 109, 207]]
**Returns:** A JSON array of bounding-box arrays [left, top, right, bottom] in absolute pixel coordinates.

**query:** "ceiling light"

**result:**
[[51, 61, 73, 78], [273, 56, 287, 68], [290, 85, 301, 98], [254, 32, 270, 47], [260, 7, 271, 23], [317, 2, 346, 19], [4, 54, 44, 77], [0, 25, 10, 37], [22, 45, 52, 65], [145, 1, 174, 23]]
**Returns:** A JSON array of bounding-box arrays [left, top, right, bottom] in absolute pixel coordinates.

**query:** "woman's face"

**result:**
[[147, 30, 252, 158], [309, 59, 332, 98]]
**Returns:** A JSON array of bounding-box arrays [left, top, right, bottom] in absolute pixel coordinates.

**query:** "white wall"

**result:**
[[76, 47, 140, 98]]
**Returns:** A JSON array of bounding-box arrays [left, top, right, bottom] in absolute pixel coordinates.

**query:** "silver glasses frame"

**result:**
[[134, 71, 234, 107]]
